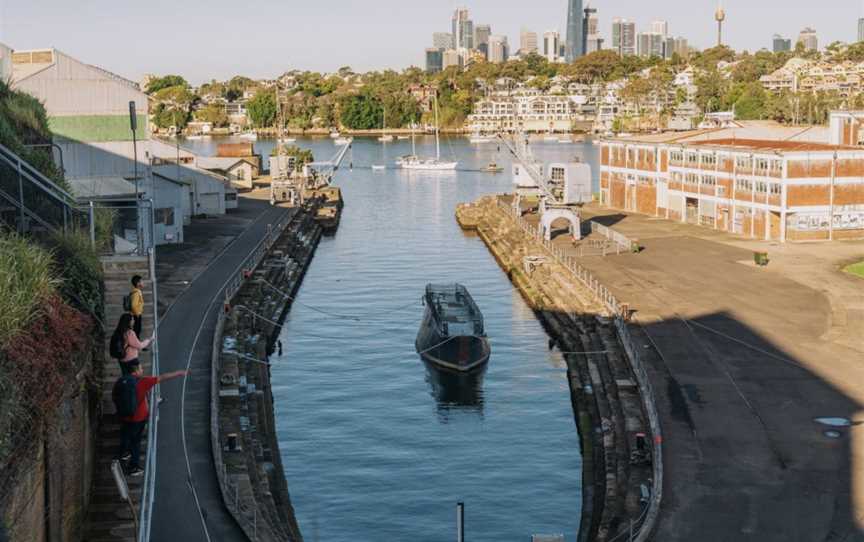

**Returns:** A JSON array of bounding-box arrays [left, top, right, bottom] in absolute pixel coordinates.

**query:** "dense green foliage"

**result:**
[[246, 90, 277, 128], [339, 91, 382, 130], [146, 75, 189, 94], [0, 81, 64, 186], [0, 234, 57, 346], [49, 231, 104, 324], [194, 103, 229, 127]]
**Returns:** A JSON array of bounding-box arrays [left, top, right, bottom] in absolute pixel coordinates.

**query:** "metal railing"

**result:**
[[498, 199, 623, 315], [138, 242, 161, 542], [495, 198, 663, 542], [0, 142, 89, 237], [211, 210, 296, 541], [590, 221, 637, 254]]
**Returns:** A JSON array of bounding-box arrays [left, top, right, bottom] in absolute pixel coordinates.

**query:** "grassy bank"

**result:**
[[845, 260, 864, 279]]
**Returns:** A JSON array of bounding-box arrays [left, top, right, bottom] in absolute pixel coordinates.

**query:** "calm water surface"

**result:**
[[184, 135, 599, 541]]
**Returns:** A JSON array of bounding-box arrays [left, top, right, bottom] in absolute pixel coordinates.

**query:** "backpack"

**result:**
[[109, 331, 127, 360], [123, 293, 133, 313], [112, 375, 139, 418]]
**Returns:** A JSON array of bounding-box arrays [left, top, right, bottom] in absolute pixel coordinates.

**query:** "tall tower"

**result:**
[[565, 0, 584, 62], [715, 2, 726, 47]]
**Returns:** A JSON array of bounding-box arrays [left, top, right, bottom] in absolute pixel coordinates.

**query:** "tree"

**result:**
[[194, 103, 228, 127], [270, 145, 314, 170], [694, 68, 729, 113], [146, 75, 188, 94], [339, 92, 382, 130], [246, 90, 277, 128], [732, 82, 768, 120]]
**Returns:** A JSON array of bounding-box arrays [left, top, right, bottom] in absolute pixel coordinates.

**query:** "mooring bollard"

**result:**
[[456, 502, 465, 542]]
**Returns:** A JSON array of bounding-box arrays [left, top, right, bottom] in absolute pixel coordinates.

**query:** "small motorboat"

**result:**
[[238, 132, 257, 140], [335, 137, 352, 145], [483, 162, 504, 173], [416, 284, 490, 372], [329, 131, 341, 139], [283, 137, 297, 143], [378, 134, 394, 142], [371, 164, 387, 170], [397, 135, 410, 140]]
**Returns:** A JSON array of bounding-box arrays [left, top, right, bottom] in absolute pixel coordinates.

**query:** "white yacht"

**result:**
[[239, 132, 258, 141], [400, 94, 457, 171]]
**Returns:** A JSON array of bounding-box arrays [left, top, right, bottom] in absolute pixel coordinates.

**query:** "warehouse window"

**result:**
[[155, 208, 175, 226]]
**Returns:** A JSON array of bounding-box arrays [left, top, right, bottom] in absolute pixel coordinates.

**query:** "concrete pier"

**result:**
[[213, 208, 322, 542], [456, 196, 657, 542]]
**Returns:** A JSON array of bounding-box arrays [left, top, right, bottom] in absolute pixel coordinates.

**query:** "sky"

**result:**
[[0, 0, 859, 85]]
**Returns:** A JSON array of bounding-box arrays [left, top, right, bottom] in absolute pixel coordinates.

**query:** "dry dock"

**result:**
[[457, 196, 660, 542]]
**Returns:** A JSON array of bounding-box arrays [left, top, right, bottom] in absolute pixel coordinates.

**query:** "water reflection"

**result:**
[[423, 360, 486, 422]]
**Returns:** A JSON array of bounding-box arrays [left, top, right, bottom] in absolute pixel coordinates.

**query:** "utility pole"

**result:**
[[129, 100, 142, 251]]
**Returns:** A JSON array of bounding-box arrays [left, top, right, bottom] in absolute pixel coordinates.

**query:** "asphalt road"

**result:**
[[150, 202, 288, 542]]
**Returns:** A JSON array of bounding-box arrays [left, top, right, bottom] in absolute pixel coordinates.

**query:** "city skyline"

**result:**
[[0, 0, 859, 84]]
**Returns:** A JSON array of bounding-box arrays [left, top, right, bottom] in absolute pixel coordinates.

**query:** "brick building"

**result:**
[[599, 122, 864, 242]]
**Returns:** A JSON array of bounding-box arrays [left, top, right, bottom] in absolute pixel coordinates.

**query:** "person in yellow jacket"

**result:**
[[129, 275, 145, 339]]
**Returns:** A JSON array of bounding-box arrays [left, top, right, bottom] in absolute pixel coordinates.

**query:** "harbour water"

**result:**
[[182, 135, 599, 541]]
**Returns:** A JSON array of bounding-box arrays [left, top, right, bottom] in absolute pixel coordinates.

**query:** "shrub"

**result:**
[[0, 233, 57, 345], [48, 231, 104, 327]]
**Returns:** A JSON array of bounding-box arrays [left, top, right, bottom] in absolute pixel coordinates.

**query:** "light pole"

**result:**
[[129, 100, 142, 251]]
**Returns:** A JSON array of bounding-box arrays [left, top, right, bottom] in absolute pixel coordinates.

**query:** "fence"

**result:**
[[86, 199, 154, 256], [590, 221, 638, 254], [0, 142, 90, 239], [495, 198, 662, 542], [210, 210, 296, 541]]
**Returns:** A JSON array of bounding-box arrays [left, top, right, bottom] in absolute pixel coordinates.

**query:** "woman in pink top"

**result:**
[[111, 313, 153, 375]]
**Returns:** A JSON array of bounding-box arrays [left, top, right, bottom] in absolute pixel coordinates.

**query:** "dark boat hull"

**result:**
[[415, 304, 490, 372]]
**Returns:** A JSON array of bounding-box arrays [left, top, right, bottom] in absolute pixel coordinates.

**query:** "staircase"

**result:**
[[0, 142, 88, 238], [85, 256, 153, 542]]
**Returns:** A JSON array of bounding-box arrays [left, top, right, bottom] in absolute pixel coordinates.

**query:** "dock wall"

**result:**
[[457, 196, 663, 542], [210, 208, 322, 542]]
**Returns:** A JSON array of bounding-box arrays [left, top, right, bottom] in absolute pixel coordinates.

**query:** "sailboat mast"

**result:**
[[434, 93, 441, 161]]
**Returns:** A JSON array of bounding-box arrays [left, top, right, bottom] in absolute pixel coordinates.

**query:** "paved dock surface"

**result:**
[[150, 199, 288, 542], [560, 206, 864, 541]]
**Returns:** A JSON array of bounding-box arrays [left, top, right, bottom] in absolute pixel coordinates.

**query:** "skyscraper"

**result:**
[[582, 7, 597, 57], [612, 18, 636, 56], [544, 31, 561, 62], [859, 18, 864, 42], [488, 36, 509, 63], [651, 20, 669, 37], [565, 0, 584, 62], [772, 34, 792, 53], [475, 25, 491, 58], [637, 32, 665, 58], [520, 28, 539, 55], [797, 27, 818, 51], [451, 8, 474, 50], [425, 48, 444, 74], [433, 32, 454, 50]]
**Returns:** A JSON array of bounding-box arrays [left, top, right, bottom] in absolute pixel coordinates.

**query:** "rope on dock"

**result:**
[[260, 279, 419, 320], [416, 334, 461, 356]]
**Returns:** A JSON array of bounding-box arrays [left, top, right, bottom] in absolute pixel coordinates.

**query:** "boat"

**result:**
[[283, 137, 297, 143], [558, 138, 572, 144], [378, 110, 394, 142], [239, 132, 258, 141], [335, 137, 352, 145], [483, 162, 504, 173], [397, 135, 410, 140], [371, 164, 387, 170], [415, 284, 490, 372], [314, 186, 343, 235], [186, 135, 203, 141], [400, 95, 458, 171], [329, 131, 341, 139], [469, 131, 493, 143]]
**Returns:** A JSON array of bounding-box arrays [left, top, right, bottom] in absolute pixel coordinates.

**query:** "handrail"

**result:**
[[211, 210, 296, 541], [0, 184, 58, 233], [0, 142, 79, 206], [137, 202, 160, 542]]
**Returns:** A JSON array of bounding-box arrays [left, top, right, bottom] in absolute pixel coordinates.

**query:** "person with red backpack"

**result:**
[[113, 362, 188, 475]]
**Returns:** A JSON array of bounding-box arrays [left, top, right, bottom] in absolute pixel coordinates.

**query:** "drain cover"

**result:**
[[814, 417, 851, 427]]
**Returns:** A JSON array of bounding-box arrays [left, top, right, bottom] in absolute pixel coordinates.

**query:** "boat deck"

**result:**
[[425, 284, 484, 336]]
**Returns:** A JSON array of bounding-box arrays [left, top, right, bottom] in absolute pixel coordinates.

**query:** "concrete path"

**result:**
[[150, 200, 288, 542], [563, 207, 864, 541]]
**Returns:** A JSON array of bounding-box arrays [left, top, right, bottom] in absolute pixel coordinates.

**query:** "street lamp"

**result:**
[[129, 101, 142, 251]]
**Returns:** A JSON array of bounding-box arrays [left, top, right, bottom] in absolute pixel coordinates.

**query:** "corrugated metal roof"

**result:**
[[68, 176, 138, 199]]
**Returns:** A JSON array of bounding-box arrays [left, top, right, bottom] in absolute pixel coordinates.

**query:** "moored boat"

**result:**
[[416, 284, 490, 372]]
